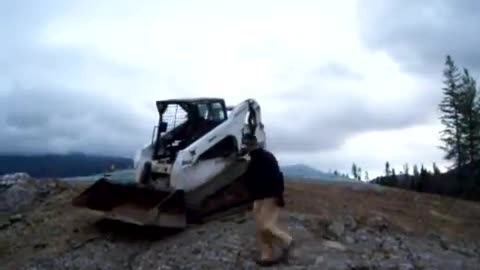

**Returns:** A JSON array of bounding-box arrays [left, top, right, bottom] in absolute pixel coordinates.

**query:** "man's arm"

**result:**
[[267, 152, 285, 196]]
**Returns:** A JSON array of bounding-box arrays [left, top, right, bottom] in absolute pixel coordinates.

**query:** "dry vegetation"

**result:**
[[285, 180, 480, 242]]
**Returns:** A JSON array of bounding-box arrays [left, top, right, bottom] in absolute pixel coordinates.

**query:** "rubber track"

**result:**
[[187, 203, 251, 227]]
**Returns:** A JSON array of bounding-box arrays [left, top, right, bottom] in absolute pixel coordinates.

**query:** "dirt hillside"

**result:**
[[1, 178, 480, 269]]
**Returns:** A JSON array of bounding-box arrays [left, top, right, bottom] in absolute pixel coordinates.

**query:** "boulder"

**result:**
[[0, 179, 38, 213]]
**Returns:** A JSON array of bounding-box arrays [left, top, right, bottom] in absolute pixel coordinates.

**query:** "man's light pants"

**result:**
[[252, 197, 293, 260]]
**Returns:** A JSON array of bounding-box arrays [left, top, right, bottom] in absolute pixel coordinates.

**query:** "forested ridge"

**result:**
[[0, 153, 133, 178]]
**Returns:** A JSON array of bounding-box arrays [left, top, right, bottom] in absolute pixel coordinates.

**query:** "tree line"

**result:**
[[371, 161, 440, 190], [368, 55, 480, 199], [331, 163, 369, 181], [331, 164, 369, 181]]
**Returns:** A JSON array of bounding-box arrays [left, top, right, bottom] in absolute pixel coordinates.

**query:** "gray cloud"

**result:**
[[356, 0, 480, 76], [266, 83, 437, 154], [0, 0, 452, 166], [0, 3, 378, 160], [0, 84, 153, 157], [0, 0, 177, 157]]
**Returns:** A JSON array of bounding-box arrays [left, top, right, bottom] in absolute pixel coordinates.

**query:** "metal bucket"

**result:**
[[71, 178, 187, 228]]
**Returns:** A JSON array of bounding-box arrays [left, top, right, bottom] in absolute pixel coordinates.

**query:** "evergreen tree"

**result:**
[[391, 168, 398, 186], [403, 163, 410, 176], [356, 166, 362, 181], [364, 170, 369, 181], [420, 164, 425, 173], [418, 164, 430, 192], [432, 162, 441, 175], [458, 68, 480, 164], [439, 55, 467, 169], [413, 164, 420, 177], [385, 161, 391, 176], [351, 163, 358, 180]]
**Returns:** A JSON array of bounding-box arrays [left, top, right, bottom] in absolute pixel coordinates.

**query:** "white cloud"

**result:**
[[278, 123, 450, 179]]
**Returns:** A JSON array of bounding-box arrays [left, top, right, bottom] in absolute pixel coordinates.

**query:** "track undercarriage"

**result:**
[[71, 159, 253, 228]]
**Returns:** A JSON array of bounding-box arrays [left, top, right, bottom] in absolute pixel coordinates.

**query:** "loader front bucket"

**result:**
[[71, 178, 187, 228]]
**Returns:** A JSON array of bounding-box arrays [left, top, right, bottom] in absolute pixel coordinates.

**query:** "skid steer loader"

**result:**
[[71, 98, 266, 228]]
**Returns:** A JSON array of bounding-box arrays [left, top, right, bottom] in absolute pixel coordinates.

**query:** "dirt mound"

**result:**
[[1, 179, 480, 269]]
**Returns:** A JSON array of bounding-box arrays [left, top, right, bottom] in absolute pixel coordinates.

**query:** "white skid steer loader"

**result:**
[[72, 98, 266, 228]]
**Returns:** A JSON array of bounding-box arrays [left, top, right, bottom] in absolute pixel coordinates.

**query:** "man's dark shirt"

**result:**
[[244, 148, 285, 203]]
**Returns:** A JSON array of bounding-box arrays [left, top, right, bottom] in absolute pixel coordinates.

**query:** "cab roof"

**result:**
[[156, 98, 225, 106]]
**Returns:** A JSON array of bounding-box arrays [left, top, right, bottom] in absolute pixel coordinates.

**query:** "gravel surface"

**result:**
[[1, 178, 480, 270]]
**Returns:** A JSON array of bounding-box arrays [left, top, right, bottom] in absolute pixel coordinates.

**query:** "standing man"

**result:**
[[242, 134, 294, 266]]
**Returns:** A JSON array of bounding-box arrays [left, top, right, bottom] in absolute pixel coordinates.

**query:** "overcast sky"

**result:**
[[1, 0, 479, 178]]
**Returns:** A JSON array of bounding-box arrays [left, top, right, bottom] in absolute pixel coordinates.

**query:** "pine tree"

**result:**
[[351, 163, 358, 180], [391, 168, 398, 186], [403, 163, 410, 176], [439, 55, 467, 168], [356, 166, 362, 181], [418, 164, 429, 192], [413, 164, 420, 177], [364, 171, 369, 181], [385, 161, 391, 176], [458, 68, 480, 164], [432, 162, 441, 175]]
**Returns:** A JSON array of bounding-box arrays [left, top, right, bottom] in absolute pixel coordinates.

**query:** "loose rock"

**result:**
[[2, 178, 480, 270], [9, 214, 24, 223], [327, 220, 345, 239], [323, 240, 347, 251]]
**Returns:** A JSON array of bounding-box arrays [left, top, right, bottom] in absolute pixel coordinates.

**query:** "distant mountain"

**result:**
[[65, 164, 353, 183], [281, 164, 352, 182], [1, 152, 350, 183], [0, 153, 133, 178]]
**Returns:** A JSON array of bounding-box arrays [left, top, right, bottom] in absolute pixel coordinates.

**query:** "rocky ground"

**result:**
[[1, 177, 480, 269]]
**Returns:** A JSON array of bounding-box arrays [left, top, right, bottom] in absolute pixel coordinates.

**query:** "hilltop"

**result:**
[[1, 176, 479, 269]]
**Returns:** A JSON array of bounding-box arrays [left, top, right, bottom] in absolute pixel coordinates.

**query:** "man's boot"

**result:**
[[279, 238, 295, 262]]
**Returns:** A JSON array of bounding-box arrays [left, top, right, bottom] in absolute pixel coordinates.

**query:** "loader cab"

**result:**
[[152, 98, 228, 161]]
